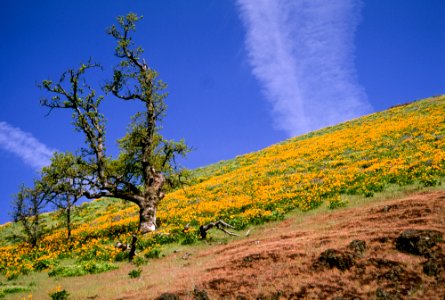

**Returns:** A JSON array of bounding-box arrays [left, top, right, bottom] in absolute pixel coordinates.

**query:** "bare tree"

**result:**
[[12, 183, 49, 247]]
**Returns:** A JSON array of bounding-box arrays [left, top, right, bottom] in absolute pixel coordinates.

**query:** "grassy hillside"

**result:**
[[0, 95, 444, 285]]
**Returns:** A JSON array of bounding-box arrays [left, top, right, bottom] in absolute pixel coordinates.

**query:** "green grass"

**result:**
[[48, 261, 118, 278], [0, 285, 31, 299]]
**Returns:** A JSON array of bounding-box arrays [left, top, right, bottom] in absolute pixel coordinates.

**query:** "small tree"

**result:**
[[39, 13, 189, 234], [41, 152, 85, 240], [12, 182, 49, 247]]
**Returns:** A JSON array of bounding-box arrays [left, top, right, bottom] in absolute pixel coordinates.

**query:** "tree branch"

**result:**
[[199, 220, 239, 239]]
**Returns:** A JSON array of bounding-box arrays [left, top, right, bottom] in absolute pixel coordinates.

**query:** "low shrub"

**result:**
[[128, 268, 142, 278], [33, 258, 57, 271], [114, 250, 129, 262], [49, 286, 69, 300], [48, 264, 86, 277], [328, 197, 348, 210], [143, 247, 161, 259], [132, 255, 146, 266], [181, 232, 198, 245]]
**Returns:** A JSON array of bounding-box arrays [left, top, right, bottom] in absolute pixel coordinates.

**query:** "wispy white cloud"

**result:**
[[0, 121, 55, 170], [237, 0, 372, 136]]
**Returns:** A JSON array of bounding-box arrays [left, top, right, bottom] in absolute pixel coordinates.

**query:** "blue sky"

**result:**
[[0, 0, 443, 223]]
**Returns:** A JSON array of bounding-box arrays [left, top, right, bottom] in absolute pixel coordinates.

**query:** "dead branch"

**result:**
[[199, 220, 239, 239], [115, 234, 138, 261]]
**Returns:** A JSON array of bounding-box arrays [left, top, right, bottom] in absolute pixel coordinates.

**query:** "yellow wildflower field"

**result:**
[[1, 95, 444, 278]]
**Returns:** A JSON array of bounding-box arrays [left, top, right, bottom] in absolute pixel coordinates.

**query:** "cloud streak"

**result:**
[[0, 121, 55, 170], [237, 0, 372, 136]]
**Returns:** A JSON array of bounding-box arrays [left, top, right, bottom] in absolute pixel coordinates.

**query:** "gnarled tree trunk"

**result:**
[[139, 170, 165, 234], [139, 201, 157, 233]]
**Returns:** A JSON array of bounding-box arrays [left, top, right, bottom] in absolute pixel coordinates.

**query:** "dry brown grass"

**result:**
[[6, 189, 445, 299], [169, 190, 445, 299]]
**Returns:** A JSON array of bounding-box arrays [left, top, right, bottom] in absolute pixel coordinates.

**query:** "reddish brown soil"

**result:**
[[126, 191, 445, 299]]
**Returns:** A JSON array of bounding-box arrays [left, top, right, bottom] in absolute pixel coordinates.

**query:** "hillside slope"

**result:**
[[141, 190, 445, 299], [7, 189, 444, 299], [172, 190, 444, 299], [1, 95, 444, 284], [160, 95, 445, 229]]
